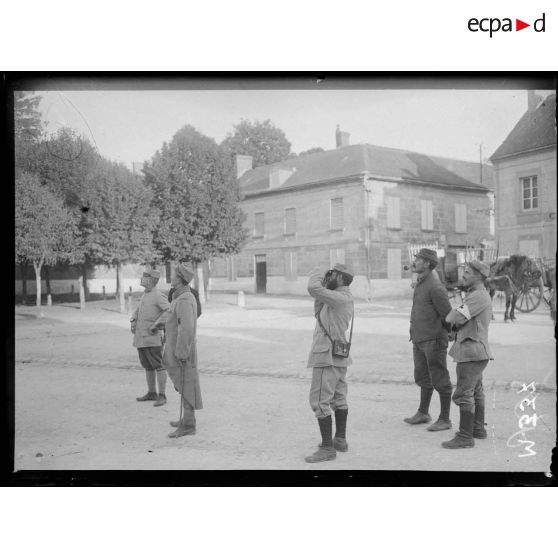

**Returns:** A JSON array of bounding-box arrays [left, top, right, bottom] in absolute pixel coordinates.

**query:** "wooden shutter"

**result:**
[[330, 198, 344, 230], [254, 212, 264, 237], [455, 203, 467, 233], [387, 197, 400, 229], [421, 200, 433, 231], [285, 208, 296, 235]]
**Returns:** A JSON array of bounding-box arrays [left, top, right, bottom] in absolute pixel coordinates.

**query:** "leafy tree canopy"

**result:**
[[145, 125, 247, 263], [221, 118, 292, 168]]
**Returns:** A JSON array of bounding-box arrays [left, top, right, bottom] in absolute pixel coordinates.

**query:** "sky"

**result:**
[[34, 87, 553, 169]]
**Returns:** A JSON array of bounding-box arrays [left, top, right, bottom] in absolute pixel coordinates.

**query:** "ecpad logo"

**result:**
[[468, 13, 546, 37]]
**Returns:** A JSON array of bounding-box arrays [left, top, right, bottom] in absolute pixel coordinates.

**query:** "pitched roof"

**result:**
[[240, 144, 491, 195], [490, 94, 557, 161]]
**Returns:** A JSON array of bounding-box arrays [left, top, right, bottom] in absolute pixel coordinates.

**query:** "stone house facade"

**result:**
[[211, 134, 493, 300], [490, 92, 557, 261]]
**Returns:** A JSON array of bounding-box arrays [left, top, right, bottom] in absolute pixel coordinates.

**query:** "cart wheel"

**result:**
[[516, 279, 543, 313]]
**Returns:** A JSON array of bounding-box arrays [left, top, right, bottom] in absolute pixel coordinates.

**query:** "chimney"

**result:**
[[235, 154, 253, 179], [527, 90, 543, 112], [335, 124, 350, 148]]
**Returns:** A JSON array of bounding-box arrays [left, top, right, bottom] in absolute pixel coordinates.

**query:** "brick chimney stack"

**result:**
[[335, 124, 350, 148]]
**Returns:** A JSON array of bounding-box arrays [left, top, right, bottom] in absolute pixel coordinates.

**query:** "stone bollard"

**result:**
[[47, 294, 52, 307], [102, 286, 106, 300], [237, 290, 245, 307]]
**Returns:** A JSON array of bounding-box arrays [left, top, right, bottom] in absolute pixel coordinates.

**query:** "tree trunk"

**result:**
[[19, 262, 28, 305], [33, 260, 44, 317], [116, 266, 121, 297], [203, 260, 210, 301], [117, 263, 126, 313], [78, 275, 85, 310], [82, 263, 89, 300], [44, 265, 52, 306]]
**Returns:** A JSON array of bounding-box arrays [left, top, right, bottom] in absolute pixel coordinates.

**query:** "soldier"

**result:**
[[305, 264, 354, 463], [131, 268, 170, 406], [404, 248, 454, 431], [163, 263, 203, 438], [443, 260, 493, 449]]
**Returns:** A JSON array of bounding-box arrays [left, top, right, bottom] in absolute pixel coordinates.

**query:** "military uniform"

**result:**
[[131, 269, 170, 405], [405, 248, 453, 430], [443, 260, 493, 449], [305, 264, 354, 463], [164, 263, 202, 438]]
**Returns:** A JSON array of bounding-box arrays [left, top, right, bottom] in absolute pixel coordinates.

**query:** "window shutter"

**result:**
[[455, 204, 467, 233], [387, 197, 400, 229], [421, 200, 433, 231], [330, 198, 344, 229], [285, 208, 296, 235], [254, 212, 264, 236]]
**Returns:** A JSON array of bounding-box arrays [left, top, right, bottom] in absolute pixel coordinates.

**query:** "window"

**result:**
[[521, 176, 538, 210], [421, 200, 433, 231], [387, 249, 402, 280], [330, 198, 344, 230], [329, 248, 345, 268], [284, 208, 296, 235], [454, 203, 467, 233], [284, 251, 298, 280], [386, 197, 401, 229], [254, 212, 264, 237]]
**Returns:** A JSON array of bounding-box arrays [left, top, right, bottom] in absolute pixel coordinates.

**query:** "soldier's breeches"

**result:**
[[309, 366, 348, 418], [413, 339, 452, 395], [452, 360, 488, 411]]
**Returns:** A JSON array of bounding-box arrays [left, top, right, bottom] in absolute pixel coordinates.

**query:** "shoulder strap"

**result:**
[[317, 305, 354, 343]]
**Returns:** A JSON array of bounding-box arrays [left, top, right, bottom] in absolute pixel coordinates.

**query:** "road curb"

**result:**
[[16, 357, 557, 392]]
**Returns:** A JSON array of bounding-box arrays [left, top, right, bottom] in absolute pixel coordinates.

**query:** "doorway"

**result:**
[[255, 254, 267, 294]]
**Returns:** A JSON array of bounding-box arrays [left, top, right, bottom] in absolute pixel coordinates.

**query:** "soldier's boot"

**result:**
[[137, 369, 157, 401], [404, 388, 433, 424], [153, 394, 167, 407], [442, 408, 475, 449], [306, 415, 336, 463], [333, 408, 349, 451], [473, 405, 487, 439], [136, 392, 158, 402], [168, 405, 196, 438], [319, 408, 349, 451], [427, 393, 452, 431]]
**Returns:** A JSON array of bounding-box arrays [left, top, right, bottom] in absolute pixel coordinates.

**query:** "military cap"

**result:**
[[331, 263, 354, 278], [176, 262, 195, 284], [468, 260, 490, 278], [142, 268, 161, 279], [415, 248, 439, 265]]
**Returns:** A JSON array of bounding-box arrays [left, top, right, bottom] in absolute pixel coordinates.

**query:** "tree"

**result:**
[[221, 119, 292, 167], [144, 125, 247, 295], [17, 128, 103, 299], [15, 172, 82, 315], [81, 159, 159, 310]]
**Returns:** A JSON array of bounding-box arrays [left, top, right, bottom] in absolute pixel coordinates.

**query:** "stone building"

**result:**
[[211, 130, 493, 299], [490, 92, 557, 260]]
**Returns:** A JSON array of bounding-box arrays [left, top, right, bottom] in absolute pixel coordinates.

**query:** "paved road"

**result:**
[[13, 294, 556, 472]]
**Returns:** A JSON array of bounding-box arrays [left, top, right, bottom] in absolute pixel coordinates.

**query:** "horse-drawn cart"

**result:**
[[407, 243, 554, 323]]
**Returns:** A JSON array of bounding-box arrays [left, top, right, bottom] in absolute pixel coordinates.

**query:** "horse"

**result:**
[[485, 255, 541, 322]]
